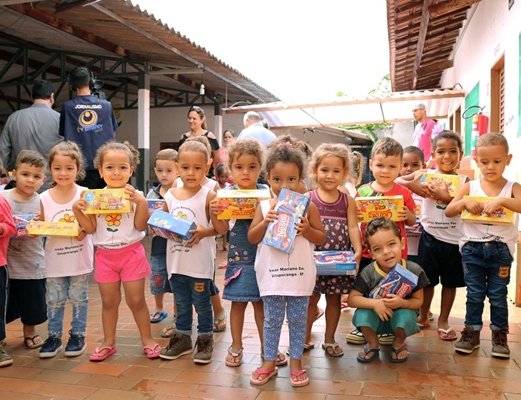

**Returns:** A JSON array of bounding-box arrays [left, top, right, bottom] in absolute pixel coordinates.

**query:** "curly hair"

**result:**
[[364, 217, 402, 249], [308, 143, 351, 185], [93, 141, 140, 169], [265, 142, 306, 179], [227, 138, 264, 168]]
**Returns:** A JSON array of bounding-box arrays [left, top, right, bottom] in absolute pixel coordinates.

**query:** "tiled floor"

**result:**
[[3, 236, 521, 399]]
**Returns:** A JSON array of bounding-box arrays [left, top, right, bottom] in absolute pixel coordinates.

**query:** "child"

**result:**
[[343, 150, 365, 197], [347, 137, 416, 345], [305, 143, 362, 357], [349, 217, 429, 363], [73, 141, 160, 361], [0, 167, 10, 190], [39, 141, 94, 359], [445, 133, 521, 358], [147, 149, 178, 327], [158, 140, 228, 364], [398, 131, 466, 340], [0, 181, 16, 367], [215, 163, 231, 252], [1, 151, 47, 351], [248, 143, 325, 387]]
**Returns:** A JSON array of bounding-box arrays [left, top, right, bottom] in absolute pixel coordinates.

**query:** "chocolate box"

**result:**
[[217, 189, 271, 220], [262, 188, 309, 254], [147, 199, 164, 216], [147, 209, 196, 242], [12, 214, 37, 239], [416, 172, 462, 197], [461, 196, 516, 224], [81, 189, 131, 214], [368, 264, 418, 299], [27, 221, 80, 237], [314, 251, 356, 276], [355, 196, 404, 223]]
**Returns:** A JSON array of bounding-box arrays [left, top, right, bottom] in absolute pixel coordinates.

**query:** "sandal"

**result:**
[[356, 345, 380, 363], [390, 344, 408, 363], [150, 311, 168, 323], [250, 367, 278, 386], [24, 335, 44, 349], [261, 351, 288, 366], [285, 342, 314, 356], [161, 322, 177, 338], [290, 369, 309, 387], [213, 310, 227, 332], [225, 346, 243, 367], [143, 343, 161, 359], [322, 342, 344, 357], [90, 346, 116, 362]]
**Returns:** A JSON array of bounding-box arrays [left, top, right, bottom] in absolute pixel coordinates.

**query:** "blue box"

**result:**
[[262, 188, 309, 254], [147, 209, 196, 242], [314, 251, 356, 275], [368, 264, 418, 299], [12, 214, 37, 239], [147, 199, 164, 216]]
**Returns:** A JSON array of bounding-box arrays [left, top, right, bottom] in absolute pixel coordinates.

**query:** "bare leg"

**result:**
[[211, 293, 226, 331], [97, 282, 121, 355], [324, 294, 343, 355], [437, 286, 457, 331], [391, 328, 408, 361], [418, 286, 435, 326], [153, 293, 164, 314], [358, 326, 379, 361], [305, 294, 320, 343], [252, 301, 265, 350], [227, 301, 247, 364]]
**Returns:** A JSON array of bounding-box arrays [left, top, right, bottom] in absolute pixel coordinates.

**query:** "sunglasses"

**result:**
[[190, 106, 202, 112]]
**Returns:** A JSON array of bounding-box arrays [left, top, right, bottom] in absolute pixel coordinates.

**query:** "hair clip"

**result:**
[[277, 142, 292, 148]]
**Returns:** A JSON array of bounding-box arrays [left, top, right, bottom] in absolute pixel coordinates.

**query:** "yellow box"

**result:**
[[81, 189, 131, 214], [355, 196, 404, 223], [217, 189, 271, 219], [27, 221, 80, 237], [416, 172, 462, 197], [461, 196, 515, 224]]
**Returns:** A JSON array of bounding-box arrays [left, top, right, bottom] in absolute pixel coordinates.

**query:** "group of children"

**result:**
[[0, 130, 518, 388]]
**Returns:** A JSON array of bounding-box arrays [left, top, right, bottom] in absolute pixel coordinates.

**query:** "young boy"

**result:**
[[0, 160, 16, 367], [445, 133, 521, 358], [349, 217, 430, 363], [347, 137, 416, 345], [146, 149, 178, 335], [0, 151, 47, 352]]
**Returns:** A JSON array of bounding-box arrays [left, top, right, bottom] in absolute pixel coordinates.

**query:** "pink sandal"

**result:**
[[143, 343, 161, 359], [250, 367, 278, 385], [290, 369, 309, 387], [89, 346, 116, 362]]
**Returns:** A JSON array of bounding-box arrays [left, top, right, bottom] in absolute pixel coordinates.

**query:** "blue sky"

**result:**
[[132, 0, 390, 102]]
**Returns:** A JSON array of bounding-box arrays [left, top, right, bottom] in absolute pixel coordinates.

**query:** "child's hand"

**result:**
[[352, 250, 362, 273], [482, 198, 503, 215], [73, 198, 89, 213], [32, 211, 42, 222], [264, 202, 277, 225], [382, 294, 405, 310], [76, 229, 87, 241], [372, 299, 394, 321], [464, 198, 483, 215], [209, 198, 222, 216], [396, 206, 409, 221], [295, 215, 310, 236], [409, 174, 431, 198], [125, 184, 146, 205], [186, 223, 206, 246], [427, 181, 451, 201]]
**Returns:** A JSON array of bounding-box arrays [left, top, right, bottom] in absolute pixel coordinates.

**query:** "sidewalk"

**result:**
[[2, 235, 521, 399]]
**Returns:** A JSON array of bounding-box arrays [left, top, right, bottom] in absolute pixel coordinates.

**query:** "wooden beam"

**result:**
[[429, 0, 481, 18], [411, 0, 430, 90], [0, 0, 45, 5], [55, 0, 101, 14]]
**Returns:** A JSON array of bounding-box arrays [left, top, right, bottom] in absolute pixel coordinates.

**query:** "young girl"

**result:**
[[73, 141, 160, 361], [39, 141, 94, 359], [248, 143, 325, 387], [397, 131, 467, 341], [305, 143, 362, 357], [158, 140, 227, 364]]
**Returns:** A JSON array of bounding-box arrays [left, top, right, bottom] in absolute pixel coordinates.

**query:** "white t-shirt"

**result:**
[[40, 185, 93, 278], [254, 199, 316, 296]]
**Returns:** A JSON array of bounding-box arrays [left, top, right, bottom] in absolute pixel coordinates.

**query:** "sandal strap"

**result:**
[[290, 369, 306, 377], [227, 346, 243, 357]]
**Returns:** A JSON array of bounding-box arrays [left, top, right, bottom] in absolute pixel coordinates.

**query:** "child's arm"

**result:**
[[208, 191, 228, 235], [395, 170, 431, 198], [348, 289, 394, 322], [382, 288, 424, 311], [347, 196, 363, 265], [248, 199, 276, 244], [296, 202, 325, 245], [125, 184, 149, 231], [482, 182, 521, 214], [0, 199, 16, 237], [399, 191, 417, 227], [444, 182, 474, 217], [72, 199, 97, 234]]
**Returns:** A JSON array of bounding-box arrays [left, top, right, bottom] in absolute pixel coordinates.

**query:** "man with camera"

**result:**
[[60, 67, 118, 189]]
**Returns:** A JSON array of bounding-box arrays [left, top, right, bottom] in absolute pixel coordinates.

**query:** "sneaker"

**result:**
[[0, 343, 13, 367], [193, 334, 214, 364], [64, 331, 86, 357], [491, 328, 510, 358], [378, 333, 395, 346], [346, 329, 367, 344], [454, 326, 480, 354], [39, 336, 63, 358], [159, 333, 193, 360]]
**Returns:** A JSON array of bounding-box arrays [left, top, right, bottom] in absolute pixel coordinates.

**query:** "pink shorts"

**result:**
[[94, 242, 151, 283]]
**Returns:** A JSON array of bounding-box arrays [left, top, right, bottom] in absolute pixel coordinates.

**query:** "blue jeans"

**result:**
[[461, 241, 513, 330], [169, 274, 213, 336], [47, 274, 89, 337]]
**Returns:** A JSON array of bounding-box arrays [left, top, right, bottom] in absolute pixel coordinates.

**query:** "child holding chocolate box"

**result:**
[[73, 141, 160, 362], [159, 140, 228, 364], [0, 151, 47, 352], [146, 149, 178, 330], [39, 142, 94, 359], [248, 143, 325, 387], [349, 218, 429, 363], [445, 133, 521, 358]]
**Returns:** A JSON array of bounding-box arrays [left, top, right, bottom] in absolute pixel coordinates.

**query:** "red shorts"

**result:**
[[94, 242, 151, 283]]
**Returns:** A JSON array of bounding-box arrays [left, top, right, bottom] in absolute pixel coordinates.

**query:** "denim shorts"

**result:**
[[149, 253, 172, 295]]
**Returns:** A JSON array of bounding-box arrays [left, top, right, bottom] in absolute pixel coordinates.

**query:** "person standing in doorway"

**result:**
[[412, 103, 443, 167]]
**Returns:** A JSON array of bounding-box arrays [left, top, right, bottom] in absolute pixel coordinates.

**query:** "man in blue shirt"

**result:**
[[237, 111, 276, 149]]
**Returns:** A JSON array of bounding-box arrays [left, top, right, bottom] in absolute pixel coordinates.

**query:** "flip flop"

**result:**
[[261, 351, 288, 366], [150, 311, 168, 323], [290, 369, 309, 387], [250, 367, 278, 385], [225, 346, 243, 367], [218, 261, 227, 269], [322, 342, 344, 357], [213, 310, 227, 332], [417, 322, 430, 329], [438, 327, 457, 341], [161, 322, 176, 338], [356, 345, 380, 363], [24, 335, 44, 349], [341, 302, 350, 312], [390, 344, 408, 363], [285, 342, 314, 356], [143, 343, 161, 359], [90, 346, 116, 362]]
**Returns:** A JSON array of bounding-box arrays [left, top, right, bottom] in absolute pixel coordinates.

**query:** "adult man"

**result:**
[[412, 103, 443, 163], [0, 80, 62, 192], [60, 67, 118, 189], [237, 111, 276, 149]]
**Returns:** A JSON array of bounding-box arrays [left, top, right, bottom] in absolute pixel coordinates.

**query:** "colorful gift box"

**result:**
[[147, 209, 196, 242], [147, 199, 164, 216], [314, 251, 356, 276], [355, 196, 404, 223], [416, 172, 462, 197], [217, 189, 271, 220], [262, 188, 309, 254], [368, 264, 418, 299], [27, 221, 80, 237], [461, 196, 516, 224], [81, 189, 131, 214], [12, 214, 37, 239]]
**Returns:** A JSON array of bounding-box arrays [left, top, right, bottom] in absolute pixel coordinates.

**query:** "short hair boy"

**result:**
[[147, 149, 178, 335], [445, 133, 521, 358], [0, 150, 48, 356], [349, 218, 430, 363]]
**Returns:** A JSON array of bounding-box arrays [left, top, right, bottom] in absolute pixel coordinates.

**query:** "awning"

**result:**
[[224, 87, 466, 128]]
